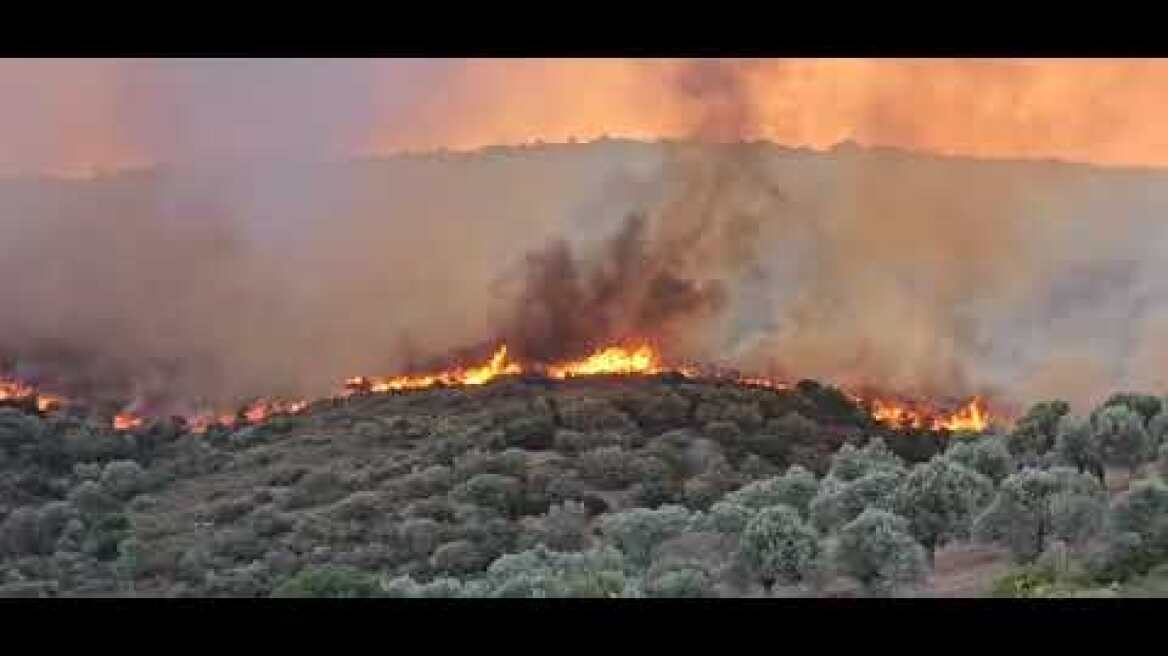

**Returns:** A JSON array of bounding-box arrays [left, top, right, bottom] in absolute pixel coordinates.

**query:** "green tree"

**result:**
[[739, 505, 820, 593], [893, 457, 993, 564], [1092, 405, 1153, 477], [827, 438, 906, 482], [1007, 401, 1070, 457], [973, 467, 1105, 562], [1099, 393, 1163, 426], [1053, 415, 1104, 482], [944, 435, 1013, 484], [833, 509, 928, 596], [810, 469, 904, 533], [273, 565, 381, 598], [721, 465, 818, 518], [598, 505, 694, 569]]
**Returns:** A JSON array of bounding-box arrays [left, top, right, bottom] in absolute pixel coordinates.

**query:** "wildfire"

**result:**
[[113, 412, 144, 431], [868, 395, 992, 432], [7, 342, 998, 436], [2, 377, 67, 413], [344, 345, 523, 394], [546, 345, 662, 378]]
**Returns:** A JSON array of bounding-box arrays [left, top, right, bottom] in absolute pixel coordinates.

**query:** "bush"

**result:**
[[722, 465, 819, 518], [0, 409, 45, 455], [827, 438, 905, 482], [1008, 401, 1070, 457], [452, 473, 523, 517], [537, 500, 589, 551], [394, 518, 443, 561], [282, 469, 349, 510], [484, 545, 629, 598], [504, 415, 555, 450], [644, 563, 716, 598], [974, 467, 1105, 563], [598, 505, 694, 569], [1108, 480, 1168, 554], [945, 436, 1013, 484], [553, 429, 625, 455], [739, 505, 820, 591], [1093, 405, 1154, 476], [810, 469, 903, 533], [893, 457, 993, 561], [834, 509, 928, 596], [67, 480, 120, 516], [1052, 415, 1103, 480], [431, 539, 487, 575], [577, 446, 640, 490], [272, 565, 381, 598]]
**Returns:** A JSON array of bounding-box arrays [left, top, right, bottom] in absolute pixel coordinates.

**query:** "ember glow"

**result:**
[[112, 412, 144, 431]]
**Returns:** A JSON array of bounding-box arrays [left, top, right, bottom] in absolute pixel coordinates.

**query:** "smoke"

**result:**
[[4, 60, 1168, 416]]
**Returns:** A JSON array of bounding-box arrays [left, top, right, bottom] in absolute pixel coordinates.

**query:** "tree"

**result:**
[[100, 460, 148, 500], [1053, 415, 1104, 482], [273, 565, 381, 598], [826, 438, 906, 482], [1092, 405, 1153, 477], [1108, 480, 1168, 552], [721, 465, 818, 518], [1099, 393, 1163, 426], [810, 468, 904, 533], [598, 505, 693, 569], [833, 509, 928, 596], [893, 457, 993, 564], [1007, 401, 1069, 457], [484, 545, 629, 598], [973, 467, 1105, 562], [1149, 410, 1168, 449], [944, 435, 1013, 485], [538, 500, 589, 551], [739, 505, 820, 593]]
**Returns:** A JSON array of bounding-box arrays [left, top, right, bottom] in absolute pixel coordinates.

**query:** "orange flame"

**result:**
[[347, 344, 522, 394], [113, 412, 144, 431], [545, 344, 662, 378], [868, 395, 992, 432]]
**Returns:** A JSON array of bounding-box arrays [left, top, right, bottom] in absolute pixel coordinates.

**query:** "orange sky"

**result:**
[[4, 59, 1168, 176]]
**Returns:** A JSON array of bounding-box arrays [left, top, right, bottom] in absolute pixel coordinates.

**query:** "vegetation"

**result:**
[[3, 377, 1168, 597]]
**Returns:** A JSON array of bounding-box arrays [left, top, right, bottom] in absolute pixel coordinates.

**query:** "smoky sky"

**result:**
[[3, 60, 1168, 416]]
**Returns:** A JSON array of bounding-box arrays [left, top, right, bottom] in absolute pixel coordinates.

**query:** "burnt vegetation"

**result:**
[[1, 377, 1167, 598]]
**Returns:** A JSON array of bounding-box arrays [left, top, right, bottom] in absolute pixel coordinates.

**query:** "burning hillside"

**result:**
[[3, 342, 998, 435]]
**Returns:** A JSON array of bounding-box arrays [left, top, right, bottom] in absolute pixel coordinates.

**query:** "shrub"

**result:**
[[644, 563, 716, 598], [1099, 393, 1163, 426], [973, 467, 1105, 563], [398, 518, 444, 559], [944, 435, 1013, 484], [504, 415, 555, 450], [893, 457, 993, 562], [1092, 405, 1154, 476], [0, 409, 45, 455], [431, 539, 487, 575], [739, 505, 820, 591], [577, 446, 640, 490], [1052, 415, 1103, 481], [834, 509, 928, 596], [827, 438, 905, 482], [282, 469, 349, 510], [598, 505, 694, 569], [272, 565, 381, 598], [537, 500, 589, 551], [1007, 401, 1070, 457], [484, 545, 629, 598], [67, 480, 120, 516], [452, 473, 523, 517], [810, 469, 903, 533], [723, 465, 819, 518], [553, 429, 625, 455]]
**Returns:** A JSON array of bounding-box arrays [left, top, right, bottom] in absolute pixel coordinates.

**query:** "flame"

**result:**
[[2, 377, 66, 413], [546, 345, 662, 378], [113, 412, 144, 431], [868, 395, 992, 432], [8, 342, 998, 435], [347, 345, 522, 394]]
